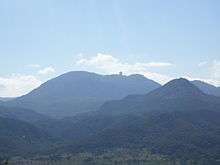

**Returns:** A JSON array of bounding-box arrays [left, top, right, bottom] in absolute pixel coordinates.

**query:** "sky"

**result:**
[[0, 0, 220, 97]]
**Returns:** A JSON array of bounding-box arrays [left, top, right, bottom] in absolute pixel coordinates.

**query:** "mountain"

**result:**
[[0, 97, 15, 102], [0, 116, 52, 157], [1, 78, 220, 162], [192, 80, 220, 97], [7, 71, 160, 118], [51, 78, 220, 162]]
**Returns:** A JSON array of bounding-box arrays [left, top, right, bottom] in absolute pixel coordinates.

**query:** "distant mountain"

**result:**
[[0, 97, 15, 102], [0, 116, 52, 157], [52, 78, 220, 162], [7, 71, 160, 118], [192, 80, 220, 97]]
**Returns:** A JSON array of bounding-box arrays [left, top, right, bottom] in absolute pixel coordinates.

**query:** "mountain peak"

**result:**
[[164, 78, 192, 87], [148, 78, 205, 99]]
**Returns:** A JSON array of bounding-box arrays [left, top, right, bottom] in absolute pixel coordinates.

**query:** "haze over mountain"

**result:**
[[7, 71, 160, 118], [1, 0, 220, 163], [49, 78, 220, 161], [0, 97, 14, 102]]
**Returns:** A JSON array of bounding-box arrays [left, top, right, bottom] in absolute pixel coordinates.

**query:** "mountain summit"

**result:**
[[147, 78, 205, 99]]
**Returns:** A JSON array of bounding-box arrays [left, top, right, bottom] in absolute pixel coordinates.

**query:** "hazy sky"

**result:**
[[1, 0, 220, 97]]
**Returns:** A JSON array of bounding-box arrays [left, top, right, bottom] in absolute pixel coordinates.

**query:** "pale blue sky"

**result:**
[[0, 0, 220, 96]]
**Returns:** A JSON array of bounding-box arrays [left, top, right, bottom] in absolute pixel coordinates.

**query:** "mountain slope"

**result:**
[[0, 106, 51, 123], [0, 116, 52, 157], [7, 71, 160, 118], [192, 80, 220, 97], [52, 78, 220, 162]]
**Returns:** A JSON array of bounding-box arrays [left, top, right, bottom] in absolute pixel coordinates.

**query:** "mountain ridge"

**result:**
[[191, 80, 220, 97]]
